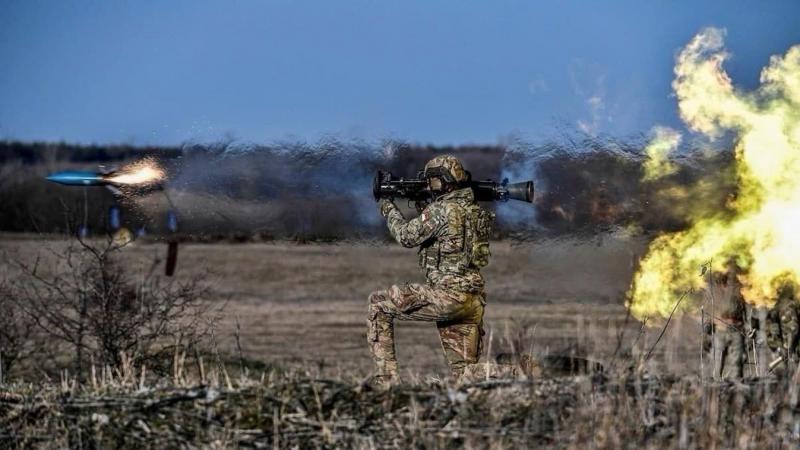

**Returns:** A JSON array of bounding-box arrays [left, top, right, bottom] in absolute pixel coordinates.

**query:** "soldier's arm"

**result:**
[[380, 200, 445, 248]]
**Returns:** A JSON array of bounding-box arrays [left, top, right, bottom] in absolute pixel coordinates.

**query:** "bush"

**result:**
[[8, 237, 218, 379]]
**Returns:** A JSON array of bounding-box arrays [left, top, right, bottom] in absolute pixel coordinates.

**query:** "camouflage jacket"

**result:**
[[382, 187, 493, 293]]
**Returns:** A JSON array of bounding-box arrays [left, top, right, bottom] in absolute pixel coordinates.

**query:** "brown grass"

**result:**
[[3, 234, 789, 447], [1, 233, 660, 377], [2, 364, 799, 448]]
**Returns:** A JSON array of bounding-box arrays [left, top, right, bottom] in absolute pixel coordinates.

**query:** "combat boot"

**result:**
[[367, 373, 400, 390], [367, 360, 399, 389]]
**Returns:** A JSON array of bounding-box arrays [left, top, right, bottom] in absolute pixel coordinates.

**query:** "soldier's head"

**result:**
[[773, 274, 797, 300], [423, 155, 468, 196]]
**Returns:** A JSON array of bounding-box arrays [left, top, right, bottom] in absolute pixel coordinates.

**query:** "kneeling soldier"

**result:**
[[368, 155, 494, 385]]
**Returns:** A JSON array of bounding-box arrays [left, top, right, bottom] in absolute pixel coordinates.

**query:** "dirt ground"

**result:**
[[1, 233, 712, 379]]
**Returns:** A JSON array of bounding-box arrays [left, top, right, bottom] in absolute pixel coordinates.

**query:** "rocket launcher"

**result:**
[[373, 170, 534, 203]]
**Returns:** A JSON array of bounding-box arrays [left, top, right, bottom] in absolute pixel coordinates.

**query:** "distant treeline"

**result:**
[[0, 138, 736, 240]]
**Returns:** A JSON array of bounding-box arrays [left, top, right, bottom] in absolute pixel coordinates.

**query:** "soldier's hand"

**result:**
[[379, 199, 396, 218]]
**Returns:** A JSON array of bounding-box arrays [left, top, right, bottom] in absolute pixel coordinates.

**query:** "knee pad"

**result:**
[[368, 290, 389, 305]]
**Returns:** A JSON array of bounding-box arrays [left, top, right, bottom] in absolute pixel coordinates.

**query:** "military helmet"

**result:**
[[423, 155, 468, 185]]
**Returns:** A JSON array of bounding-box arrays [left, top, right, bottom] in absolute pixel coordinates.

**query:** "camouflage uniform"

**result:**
[[766, 286, 800, 370], [368, 156, 494, 381], [703, 266, 746, 378]]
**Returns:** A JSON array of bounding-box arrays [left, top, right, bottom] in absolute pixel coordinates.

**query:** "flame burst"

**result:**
[[642, 126, 682, 181], [106, 159, 166, 186], [629, 28, 800, 318]]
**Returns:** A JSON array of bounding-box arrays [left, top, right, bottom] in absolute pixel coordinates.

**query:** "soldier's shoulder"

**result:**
[[435, 198, 468, 216], [420, 202, 447, 223]]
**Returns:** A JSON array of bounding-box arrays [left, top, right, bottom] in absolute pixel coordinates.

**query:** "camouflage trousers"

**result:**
[[367, 283, 485, 379], [766, 296, 800, 369], [704, 324, 745, 379]]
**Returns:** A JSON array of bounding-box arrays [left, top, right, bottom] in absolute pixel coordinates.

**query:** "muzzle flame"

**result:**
[[106, 159, 165, 186], [629, 28, 800, 318]]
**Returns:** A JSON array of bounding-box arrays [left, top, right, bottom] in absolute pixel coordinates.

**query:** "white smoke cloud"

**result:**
[[569, 59, 611, 135]]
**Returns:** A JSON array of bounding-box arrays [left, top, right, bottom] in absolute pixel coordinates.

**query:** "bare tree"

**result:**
[[10, 237, 219, 378]]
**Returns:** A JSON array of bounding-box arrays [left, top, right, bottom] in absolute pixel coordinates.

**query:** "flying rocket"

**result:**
[[44, 160, 178, 276], [46, 169, 118, 187], [46, 162, 166, 195]]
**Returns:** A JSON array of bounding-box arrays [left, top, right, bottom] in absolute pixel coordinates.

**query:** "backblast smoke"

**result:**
[[629, 28, 800, 317]]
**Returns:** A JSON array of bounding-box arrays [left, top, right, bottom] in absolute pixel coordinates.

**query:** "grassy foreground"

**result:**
[[2, 368, 800, 449]]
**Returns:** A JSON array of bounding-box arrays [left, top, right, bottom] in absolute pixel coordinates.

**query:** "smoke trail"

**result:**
[[143, 138, 387, 238]]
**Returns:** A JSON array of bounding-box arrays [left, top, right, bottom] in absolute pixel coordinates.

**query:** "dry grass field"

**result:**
[[1, 232, 707, 378], [4, 234, 800, 448]]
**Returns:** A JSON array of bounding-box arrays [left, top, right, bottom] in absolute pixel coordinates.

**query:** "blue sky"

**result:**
[[1, 1, 799, 146]]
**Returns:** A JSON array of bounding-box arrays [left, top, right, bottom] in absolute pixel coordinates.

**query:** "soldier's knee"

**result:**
[[367, 300, 392, 326], [368, 291, 392, 322], [368, 290, 389, 305], [367, 301, 381, 321]]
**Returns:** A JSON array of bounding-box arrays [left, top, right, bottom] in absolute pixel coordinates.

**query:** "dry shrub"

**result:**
[[7, 236, 219, 379], [0, 281, 42, 381], [2, 371, 800, 448]]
